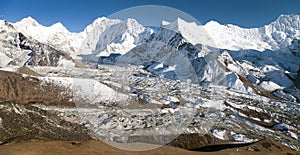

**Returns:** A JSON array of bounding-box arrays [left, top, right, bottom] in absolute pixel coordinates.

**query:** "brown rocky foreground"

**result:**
[[0, 69, 74, 107], [0, 139, 299, 155]]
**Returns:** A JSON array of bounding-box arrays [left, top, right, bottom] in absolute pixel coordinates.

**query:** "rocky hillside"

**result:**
[[0, 69, 73, 106], [0, 20, 74, 67]]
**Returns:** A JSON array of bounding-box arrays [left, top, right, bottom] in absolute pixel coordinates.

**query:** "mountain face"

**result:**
[[118, 15, 300, 99], [0, 20, 72, 67], [0, 14, 300, 101], [80, 18, 153, 62], [204, 14, 300, 51], [12, 17, 153, 61]]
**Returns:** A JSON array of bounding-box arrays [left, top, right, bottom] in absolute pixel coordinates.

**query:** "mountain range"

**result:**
[[0, 14, 300, 101], [0, 14, 300, 152]]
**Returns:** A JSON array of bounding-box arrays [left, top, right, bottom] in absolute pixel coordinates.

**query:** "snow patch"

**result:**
[[57, 58, 75, 68], [219, 72, 254, 93], [0, 53, 12, 67], [230, 132, 256, 142], [259, 81, 282, 92], [211, 129, 227, 140]]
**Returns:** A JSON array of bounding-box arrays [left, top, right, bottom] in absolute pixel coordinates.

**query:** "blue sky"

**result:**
[[1, 0, 300, 32]]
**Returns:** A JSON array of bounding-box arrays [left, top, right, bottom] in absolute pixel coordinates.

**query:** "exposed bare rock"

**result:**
[[17, 66, 43, 76], [0, 70, 73, 106], [0, 21, 73, 67], [0, 99, 92, 144]]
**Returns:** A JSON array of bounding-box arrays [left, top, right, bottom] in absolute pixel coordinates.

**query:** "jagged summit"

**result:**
[[268, 14, 300, 35], [18, 16, 39, 26], [13, 14, 300, 47], [83, 16, 121, 33], [274, 14, 300, 25], [203, 14, 300, 51], [161, 17, 199, 31], [161, 17, 211, 45], [50, 22, 68, 31]]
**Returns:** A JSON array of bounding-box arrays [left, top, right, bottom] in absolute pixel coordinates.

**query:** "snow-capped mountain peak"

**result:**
[[14, 16, 73, 44], [125, 18, 145, 33], [89, 17, 153, 57], [162, 17, 212, 45], [50, 22, 68, 32], [83, 17, 121, 33], [203, 14, 300, 51], [266, 14, 300, 39], [17, 16, 69, 33], [17, 16, 40, 26], [272, 14, 300, 30], [204, 20, 221, 28]]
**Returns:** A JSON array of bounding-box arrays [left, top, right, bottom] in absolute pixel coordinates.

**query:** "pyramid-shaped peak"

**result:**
[[124, 18, 144, 27], [50, 22, 69, 32], [18, 16, 40, 26]]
